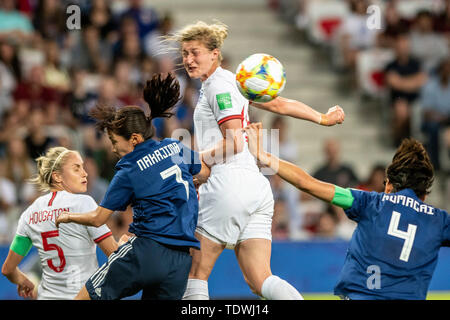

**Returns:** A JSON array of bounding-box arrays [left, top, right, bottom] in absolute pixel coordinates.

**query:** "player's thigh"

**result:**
[[85, 237, 141, 300], [189, 232, 225, 280], [235, 238, 272, 295]]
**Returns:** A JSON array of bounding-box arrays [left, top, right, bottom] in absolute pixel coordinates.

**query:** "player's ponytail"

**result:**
[[143, 72, 180, 121], [386, 138, 434, 198], [89, 73, 179, 141]]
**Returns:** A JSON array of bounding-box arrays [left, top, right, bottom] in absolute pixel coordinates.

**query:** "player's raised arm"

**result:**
[[56, 206, 114, 228], [251, 98, 345, 126], [244, 122, 341, 205]]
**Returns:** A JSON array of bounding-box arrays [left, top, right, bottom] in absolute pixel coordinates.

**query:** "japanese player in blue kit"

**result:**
[[244, 122, 450, 300], [56, 73, 210, 300]]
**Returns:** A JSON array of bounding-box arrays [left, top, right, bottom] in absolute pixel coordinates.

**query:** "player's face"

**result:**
[[181, 40, 219, 81], [57, 153, 88, 194], [108, 132, 135, 158]]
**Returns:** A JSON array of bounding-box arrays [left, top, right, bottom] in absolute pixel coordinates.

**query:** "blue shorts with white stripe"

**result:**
[[86, 236, 192, 300]]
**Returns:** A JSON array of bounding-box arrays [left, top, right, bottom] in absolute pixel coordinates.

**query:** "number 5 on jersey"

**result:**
[[387, 211, 417, 262]]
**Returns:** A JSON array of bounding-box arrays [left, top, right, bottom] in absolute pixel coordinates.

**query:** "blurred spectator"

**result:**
[[435, 0, 450, 38], [2, 137, 36, 206], [312, 138, 359, 188], [377, 2, 410, 49], [82, 0, 118, 43], [0, 41, 19, 118], [120, 0, 159, 41], [0, 160, 17, 243], [314, 206, 339, 240], [13, 64, 62, 110], [32, 0, 66, 41], [0, 0, 34, 43], [409, 10, 449, 73], [24, 108, 54, 160], [269, 115, 298, 163], [42, 39, 71, 92], [357, 164, 386, 193], [269, 174, 306, 240], [113, 59, 141, 105], [67, 68, 98, 125], [420, 57, 450, 171], [272, 197, 290, 240], [69, 24, 113, 73], [84, 156, 108, 204], [384, 33, 427, 146], [338, 0, 378, 83]]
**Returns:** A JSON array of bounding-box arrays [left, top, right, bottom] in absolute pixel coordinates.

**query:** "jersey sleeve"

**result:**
[[78, 195, 113, 243], [343, 189, 377, 222], [100, 169, 134, 212], [11, 209, 33, 256], [206, 80, 244, 126]]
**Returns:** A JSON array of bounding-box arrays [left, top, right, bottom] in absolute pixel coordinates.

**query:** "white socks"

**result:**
[[182, 279, 210, 300], [261, 275, 304, 300]]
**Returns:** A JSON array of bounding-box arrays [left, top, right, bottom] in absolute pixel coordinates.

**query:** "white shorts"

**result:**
[[196, 166, 274, 249]]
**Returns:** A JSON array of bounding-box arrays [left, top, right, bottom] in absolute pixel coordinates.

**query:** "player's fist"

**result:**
[[322, 105, 345, 126]]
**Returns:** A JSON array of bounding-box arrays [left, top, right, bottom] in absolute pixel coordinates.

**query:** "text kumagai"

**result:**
[[29, 207, 70, 225], [381, 194, 434, 215]]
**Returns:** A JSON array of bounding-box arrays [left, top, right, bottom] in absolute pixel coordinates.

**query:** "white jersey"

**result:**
[[15, 191, 112, 300], [193, 66, 258, 172], [193, 67, 274, 247]]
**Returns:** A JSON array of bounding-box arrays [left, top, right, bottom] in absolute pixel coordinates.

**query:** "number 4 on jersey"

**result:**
[[387, 211, 417, 262]]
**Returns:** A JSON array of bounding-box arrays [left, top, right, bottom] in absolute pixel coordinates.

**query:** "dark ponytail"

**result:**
[[143, 72, 180, 120], [89, 73, 181, 140]]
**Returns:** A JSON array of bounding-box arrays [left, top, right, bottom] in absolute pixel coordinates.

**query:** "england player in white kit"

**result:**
[[173, 21, 345, 300], [1, 147, 119, 299]]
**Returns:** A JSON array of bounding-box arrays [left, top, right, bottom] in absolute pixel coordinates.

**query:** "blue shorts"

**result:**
[[86, 236, 192, 300]]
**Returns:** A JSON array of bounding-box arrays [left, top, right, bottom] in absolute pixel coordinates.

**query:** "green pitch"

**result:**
[[303, 291, 450, 300]]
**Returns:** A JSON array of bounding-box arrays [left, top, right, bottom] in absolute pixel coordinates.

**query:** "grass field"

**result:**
[[303, 291, 450, 300]]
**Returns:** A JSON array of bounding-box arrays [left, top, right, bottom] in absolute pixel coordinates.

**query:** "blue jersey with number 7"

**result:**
[[334, 188, 450, 300], [100, 138, 201, 249]]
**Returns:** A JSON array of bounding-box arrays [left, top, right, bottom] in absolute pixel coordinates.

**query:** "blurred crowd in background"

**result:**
[[0, 0, 448, 245]]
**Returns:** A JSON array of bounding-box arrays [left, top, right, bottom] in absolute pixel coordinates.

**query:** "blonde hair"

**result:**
[[28, 147, 77, 192], [170, 20, 228, 62]]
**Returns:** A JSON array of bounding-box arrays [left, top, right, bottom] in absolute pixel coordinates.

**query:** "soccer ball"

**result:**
[[235, 53, 286, 103]]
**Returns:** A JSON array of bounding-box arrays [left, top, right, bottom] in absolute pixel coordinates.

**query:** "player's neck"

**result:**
[[201, 62, 220, 82]]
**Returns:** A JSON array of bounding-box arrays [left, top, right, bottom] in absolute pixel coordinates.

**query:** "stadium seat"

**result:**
[[305, 0, 350, 45], [356, 48, 395, 98]]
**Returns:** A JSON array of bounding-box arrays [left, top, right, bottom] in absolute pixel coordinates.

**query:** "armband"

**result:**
[[10, 235, 32, 256], [331, 186, 354, 210]]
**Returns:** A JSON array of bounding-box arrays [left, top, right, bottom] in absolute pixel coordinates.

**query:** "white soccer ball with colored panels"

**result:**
[[235, 53, 286, 103]]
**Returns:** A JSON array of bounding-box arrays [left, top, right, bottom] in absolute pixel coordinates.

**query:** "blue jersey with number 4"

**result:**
[[100, 138, 201, 249], [334, 188, 450, 300]]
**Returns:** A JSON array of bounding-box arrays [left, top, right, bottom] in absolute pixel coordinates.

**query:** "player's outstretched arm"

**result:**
[[56, 206, 114, 228], [251, 97, 345, 126], [244, 122, 335, 203]]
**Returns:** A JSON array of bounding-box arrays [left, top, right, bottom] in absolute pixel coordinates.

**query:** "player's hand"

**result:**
[[243, 122, 265, 160], [17, 277, 36, 299], [55, 213, 70, 228], [322, 105, 345, 126]]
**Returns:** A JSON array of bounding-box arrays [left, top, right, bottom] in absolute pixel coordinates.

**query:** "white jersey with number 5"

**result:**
[[193, 66, 274, 247], [15, 191, 112, 300]]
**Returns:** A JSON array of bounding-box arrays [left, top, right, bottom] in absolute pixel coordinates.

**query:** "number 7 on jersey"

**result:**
[[160, 165, 189, 199]]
